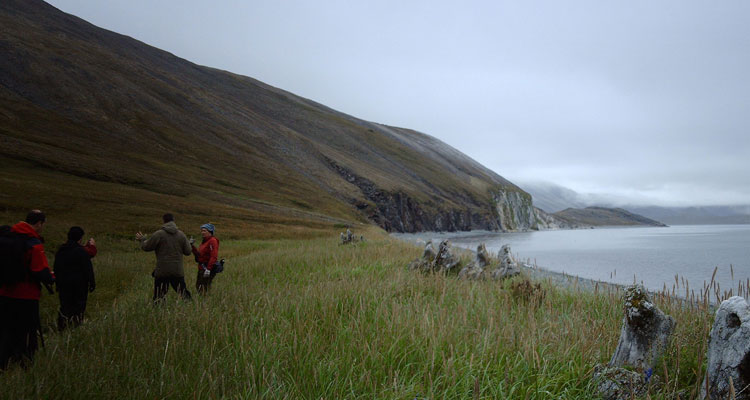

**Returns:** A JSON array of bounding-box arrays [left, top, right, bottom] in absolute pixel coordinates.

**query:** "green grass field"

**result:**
[[0, 231, 719, 399]]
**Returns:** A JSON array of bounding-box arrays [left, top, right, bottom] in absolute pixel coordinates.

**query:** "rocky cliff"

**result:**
[[492, 188, 535, 231], [489, 188, 582, 231]]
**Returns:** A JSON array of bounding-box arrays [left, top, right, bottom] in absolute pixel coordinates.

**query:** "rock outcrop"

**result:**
[[492, 189, 536, 231], [702, 296, 750, 400], [329, 159, 505, 233], [331, 159, 561, 233], [491, 188, 581, 231]]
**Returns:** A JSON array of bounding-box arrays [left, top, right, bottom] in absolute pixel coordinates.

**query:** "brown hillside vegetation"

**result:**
[[0, 0, 522, 238], [554, 207, 668, 227]]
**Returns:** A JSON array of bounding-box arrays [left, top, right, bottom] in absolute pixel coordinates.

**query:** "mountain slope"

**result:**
[[0, 0, 533, 234], [553, 207, 667, 227], [516, 181, 587, 213]]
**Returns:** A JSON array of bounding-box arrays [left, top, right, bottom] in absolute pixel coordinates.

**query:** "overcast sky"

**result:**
[[47, 0, 750, 207]]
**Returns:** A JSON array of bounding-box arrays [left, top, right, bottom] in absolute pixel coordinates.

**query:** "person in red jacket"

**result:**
[[191, 223, 219, 295], [0, 210, 55, 369]]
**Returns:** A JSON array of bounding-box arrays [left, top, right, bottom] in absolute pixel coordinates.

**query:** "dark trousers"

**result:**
[[0, 296, 40, 369], [57, 283, 88, 331], [195, 270, 216, 295], [153, 276, 191, 304]]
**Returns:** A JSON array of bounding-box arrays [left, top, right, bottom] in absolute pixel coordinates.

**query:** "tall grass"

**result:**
[[1, 233, 717, 399]]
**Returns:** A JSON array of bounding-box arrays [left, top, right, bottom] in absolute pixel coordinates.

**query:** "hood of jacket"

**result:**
[[161, 221, 179, 234], [11, 221, 42, 239]]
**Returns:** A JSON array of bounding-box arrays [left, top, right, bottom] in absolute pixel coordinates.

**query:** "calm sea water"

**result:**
[[394, 225, 750, 294]]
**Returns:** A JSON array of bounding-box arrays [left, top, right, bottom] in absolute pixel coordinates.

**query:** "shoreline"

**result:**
[[391, 232, 707, 304], [391, 227, 749, 306], [392, 231, 626, 294]]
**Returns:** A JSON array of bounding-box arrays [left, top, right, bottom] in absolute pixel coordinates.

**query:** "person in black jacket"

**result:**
[[54, 226, 95, 331]]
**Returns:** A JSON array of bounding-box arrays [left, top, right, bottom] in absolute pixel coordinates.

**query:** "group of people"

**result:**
[[0, 210, 221, 370], [136, 213, 222, 302]]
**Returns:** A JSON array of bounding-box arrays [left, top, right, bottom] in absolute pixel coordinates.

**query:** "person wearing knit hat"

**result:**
[[200, 223, 214, 235], [190, 223, 220, 295]]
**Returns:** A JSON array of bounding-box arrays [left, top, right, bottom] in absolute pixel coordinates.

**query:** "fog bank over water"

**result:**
[[518, 181, 750, 225], [394, 225, 750, 295]]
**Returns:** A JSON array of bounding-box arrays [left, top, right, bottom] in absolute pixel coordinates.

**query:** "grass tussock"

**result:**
[[0, 233, 717, 399]]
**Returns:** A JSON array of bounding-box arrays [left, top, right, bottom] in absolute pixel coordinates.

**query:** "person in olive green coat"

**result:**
[[136, 213, 192, 303]]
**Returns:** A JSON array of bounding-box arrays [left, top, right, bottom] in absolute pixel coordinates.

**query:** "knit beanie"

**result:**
[[200, 223, 215, 235]]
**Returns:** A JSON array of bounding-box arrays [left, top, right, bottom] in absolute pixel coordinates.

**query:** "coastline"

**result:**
[[392, 231, 626, 294], [392, 225, 750, 306], [391, 231, 715, 307]]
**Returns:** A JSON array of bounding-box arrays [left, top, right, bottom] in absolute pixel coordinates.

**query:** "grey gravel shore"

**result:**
[[520, 262, 625, 294]]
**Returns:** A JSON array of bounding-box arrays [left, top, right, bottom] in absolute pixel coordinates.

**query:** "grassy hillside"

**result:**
[[0, 231, 722, 399], [554, 207, 668, 227], [0, 0, 522, 234], [0, 157, 355, 246]]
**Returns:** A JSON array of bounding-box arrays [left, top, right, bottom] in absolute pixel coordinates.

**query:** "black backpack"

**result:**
[[0, 225, 38, 287], [213, 259, 225, 274]]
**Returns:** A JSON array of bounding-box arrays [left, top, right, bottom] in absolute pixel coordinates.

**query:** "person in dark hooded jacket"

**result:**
[[53, 226, 95, 331], [136, 213, 192, 304]]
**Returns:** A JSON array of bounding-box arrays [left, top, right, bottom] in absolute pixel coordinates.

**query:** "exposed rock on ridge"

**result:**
[[327, 160, 582, 233], [492, 189, 535, 231], [329, 159, 509, 232], [492, 188, 581, 231]]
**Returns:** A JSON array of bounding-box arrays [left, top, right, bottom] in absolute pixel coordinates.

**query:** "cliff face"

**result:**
[[492, 189, 536, 231], [488, 189, 580, 231], [329, 159, 502, 232]]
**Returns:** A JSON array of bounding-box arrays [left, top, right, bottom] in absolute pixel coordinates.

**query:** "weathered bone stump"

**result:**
[[340, 228, 355, 245], [491, 244, 520, 280], [430, 240, 460, 273], [458, 243, 492, 280], [610, 285, 675, 369], [595, 285, 674, 400], [702, 296, 750, 400], [408, 240, 436, 272]]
